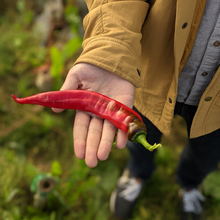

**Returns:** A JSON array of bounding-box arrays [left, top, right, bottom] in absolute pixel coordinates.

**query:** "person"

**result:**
[[53, 0, 220, 219]]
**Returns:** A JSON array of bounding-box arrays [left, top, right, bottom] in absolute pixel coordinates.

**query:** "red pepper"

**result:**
[[12, 90, 161, 151]]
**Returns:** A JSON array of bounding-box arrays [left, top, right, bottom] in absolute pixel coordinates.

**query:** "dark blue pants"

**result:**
[[126, 102, 220, 189]]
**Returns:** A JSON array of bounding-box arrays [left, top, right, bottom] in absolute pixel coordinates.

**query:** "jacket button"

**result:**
[[201, 72, 208, 76], [205, 96, 212, 101], [169, 98, 172, 103], [182, 22, 188, 29], [213, 41, 220, 47]]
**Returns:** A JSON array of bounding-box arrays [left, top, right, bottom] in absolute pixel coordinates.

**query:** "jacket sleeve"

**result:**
[[74, 0, 149, 87]]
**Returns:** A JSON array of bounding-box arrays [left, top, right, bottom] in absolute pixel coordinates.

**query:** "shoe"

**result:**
[[179, 188, 206, 220], [110, 168, 144, 219]]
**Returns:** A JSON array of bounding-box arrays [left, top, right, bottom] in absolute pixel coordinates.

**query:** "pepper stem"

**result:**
[[132, 132, 162, 151]]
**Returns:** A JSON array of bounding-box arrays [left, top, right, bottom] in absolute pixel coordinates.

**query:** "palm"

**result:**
[[53, 63, 135, 167]]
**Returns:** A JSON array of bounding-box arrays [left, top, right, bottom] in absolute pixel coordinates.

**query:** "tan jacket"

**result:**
[[75, 0, 220, 138]]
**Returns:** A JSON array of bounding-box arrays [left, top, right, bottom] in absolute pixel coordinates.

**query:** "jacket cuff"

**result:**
[[75, 36, 143, 87], [74, 1, 149, 87]]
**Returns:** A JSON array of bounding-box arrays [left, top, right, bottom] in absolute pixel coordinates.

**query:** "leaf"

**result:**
[[25, 163, 40, 180], [6, 189, 20, 203], [203, 170, 220, 200], [41, 112, 55, 130], [62, 37, 82, 62], [51, 160, 62, 177], [139, 206, 150, 219], [50, 211, 56, 220], [64, 5, 81, 32], [16, 0, 26, 14], [50, 46, 64, 78]]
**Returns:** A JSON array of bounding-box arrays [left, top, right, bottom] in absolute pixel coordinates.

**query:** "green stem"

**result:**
[[132, 132, 162, 151]]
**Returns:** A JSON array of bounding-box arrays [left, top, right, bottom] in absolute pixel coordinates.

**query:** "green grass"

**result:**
[[1, 1, 220, 219], [1, 112, 220, 220]]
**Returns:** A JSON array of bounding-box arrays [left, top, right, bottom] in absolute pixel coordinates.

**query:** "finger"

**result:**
[[60, 68, 79, 91], [85, 117, 103, 167], [73, 110, 90, 159], [97, 120, 116, 161], [52, 107, 65, 113], [116, 129, 127, 149]]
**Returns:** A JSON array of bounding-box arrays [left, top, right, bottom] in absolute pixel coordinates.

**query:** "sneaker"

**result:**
[[110, 169, 144, 219], [179, 188, 206, 220]]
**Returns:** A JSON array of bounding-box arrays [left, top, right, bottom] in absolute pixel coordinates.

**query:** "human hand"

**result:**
[[53, 63, 135, 167]]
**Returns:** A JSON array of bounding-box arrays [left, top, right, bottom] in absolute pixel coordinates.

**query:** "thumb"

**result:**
[[52, 69, 79, 113]]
